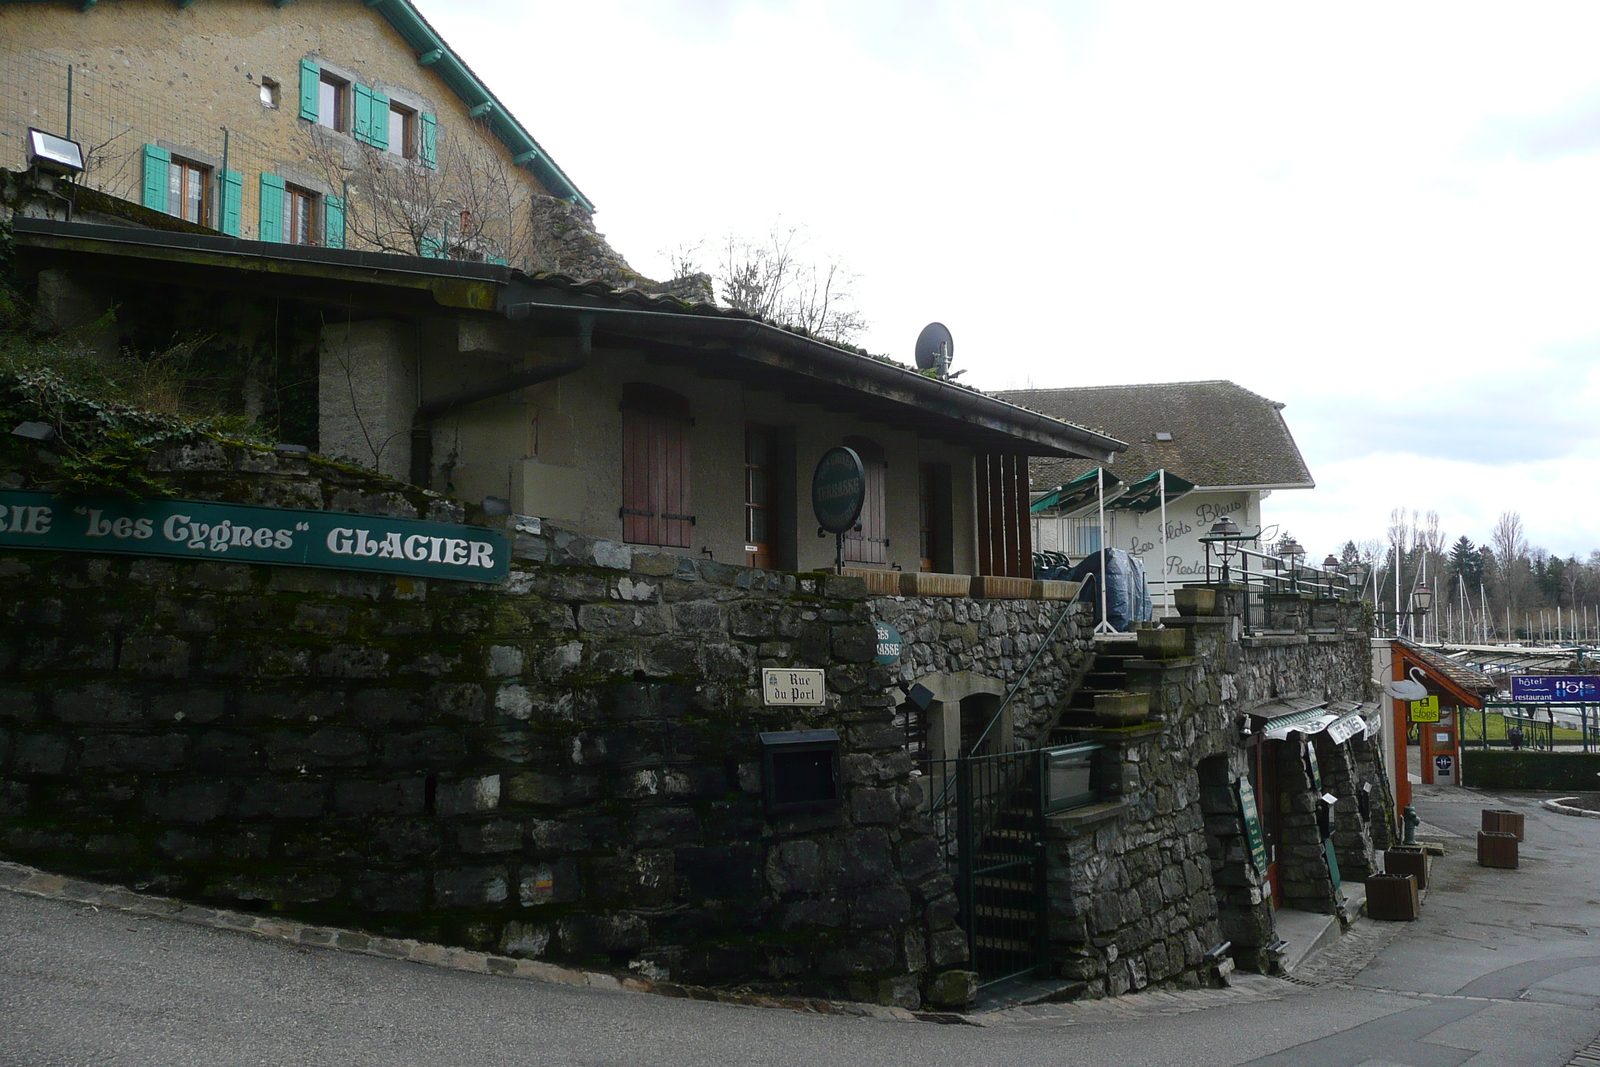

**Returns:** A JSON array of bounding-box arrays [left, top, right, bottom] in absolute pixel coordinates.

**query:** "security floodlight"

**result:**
[[26, 128, 84, 177]]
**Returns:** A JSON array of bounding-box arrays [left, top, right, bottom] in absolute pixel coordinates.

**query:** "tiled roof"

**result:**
[[994, 380, 1315, 491], [1398, 639, 1499, 697]]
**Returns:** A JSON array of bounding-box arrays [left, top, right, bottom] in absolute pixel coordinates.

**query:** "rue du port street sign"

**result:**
[[1509, 675, 1600, 704], [0, 490, 509, 583], [763, 668, 826, 706]]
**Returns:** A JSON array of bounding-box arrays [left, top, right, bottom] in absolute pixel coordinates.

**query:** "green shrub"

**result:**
[[1462, 750, 1600, 791]]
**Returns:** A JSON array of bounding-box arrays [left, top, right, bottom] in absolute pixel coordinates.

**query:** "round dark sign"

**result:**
[[812, 446, 866, 534]]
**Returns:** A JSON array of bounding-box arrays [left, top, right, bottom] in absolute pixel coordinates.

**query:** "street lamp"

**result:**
[[1276, 536, 1305, 592], [1199, 516, 1246, 585]]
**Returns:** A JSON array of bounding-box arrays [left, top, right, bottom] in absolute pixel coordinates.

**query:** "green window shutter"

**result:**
[[259, 173, 285, 242], [298, 58, 319, 123], [369, 90, 390, 151], [141, 143, 171, 212], [419, 232, 442, 259], [419, 112, 437, 168], [486, 255, 507, 266], [220, 170, 243, 236], [352, 84, 372, 144], [323, 195, 345, 249]]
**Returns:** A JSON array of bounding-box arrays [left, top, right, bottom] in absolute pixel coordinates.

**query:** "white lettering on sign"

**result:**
[[326, 528, 497, 569], [762, 668, 826, 706], [0, 504, 52, 535], [163, 514, 307, 553]]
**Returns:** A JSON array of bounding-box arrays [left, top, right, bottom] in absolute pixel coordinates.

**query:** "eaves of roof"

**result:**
[[0, 0, 593, 210], [11, 218, 1127, 462]]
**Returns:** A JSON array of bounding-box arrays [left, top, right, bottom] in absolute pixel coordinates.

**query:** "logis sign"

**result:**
[[0, 490, 510, 583]]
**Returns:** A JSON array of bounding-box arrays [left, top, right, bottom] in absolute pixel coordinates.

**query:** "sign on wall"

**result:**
[[0, 490, 509, 583], [1410, 696, 1440, 723], [811, 447, 866, 535], [873, 620, 903, 665], [1509, 675, 1600, 704], [1236, 778, 1270, 877], [763, 668, 826, 706]]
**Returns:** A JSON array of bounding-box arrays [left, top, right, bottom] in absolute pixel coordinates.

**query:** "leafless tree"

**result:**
[[307, 121, 534, 267], [678, 224, 868, 346]]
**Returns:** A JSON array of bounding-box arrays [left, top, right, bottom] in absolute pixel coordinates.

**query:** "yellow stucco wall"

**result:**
[[0, 0, 548, 252]]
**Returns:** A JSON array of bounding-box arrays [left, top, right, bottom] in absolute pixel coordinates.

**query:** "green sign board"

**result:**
[[873, 620, 903, 665], [0, 490, 509, 583], [1237, 778, 1270, 877], [811, 446, 865, 534]]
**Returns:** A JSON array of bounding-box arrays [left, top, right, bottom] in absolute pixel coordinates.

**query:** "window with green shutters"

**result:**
[[141, 144, 171, 212], [258, 173, 285, 243], [220, 171, 243, 236], [419, 112, 437, 168], [323, 195, 345, 249], [298, 58, 319, 123]]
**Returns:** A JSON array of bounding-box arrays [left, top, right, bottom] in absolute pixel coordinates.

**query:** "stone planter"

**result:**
[[1384, 846, 1428, 891], [1135, 627, 1188, 659], [1365, 873, 1420, 921], [1481, 808, 1525, 841], [1477, 830, 1519, 869], [1093, 690, 1150, 727], [1173, 587, 1217, 617]]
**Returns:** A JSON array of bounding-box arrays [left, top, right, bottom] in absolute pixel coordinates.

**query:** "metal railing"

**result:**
[[1200, 544, 1358, 633]]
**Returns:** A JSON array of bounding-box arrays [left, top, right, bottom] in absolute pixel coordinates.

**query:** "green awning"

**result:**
[[1106, 470, 1196, 514], [1030, 468, 1124, 516]]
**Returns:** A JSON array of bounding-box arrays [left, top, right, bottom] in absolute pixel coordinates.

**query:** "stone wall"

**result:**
[[0, 442, 970, 1007], [1042, 605, 1379, 996]]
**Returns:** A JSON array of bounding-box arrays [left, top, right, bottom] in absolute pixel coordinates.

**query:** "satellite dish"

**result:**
[[914, 322, 954, 376]]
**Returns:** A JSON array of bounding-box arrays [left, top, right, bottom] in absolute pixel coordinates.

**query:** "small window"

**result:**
[[259, 77, 279, 109], [387, 103, 414, 157], [843, 436, 887, 565], [318, 73, 346, 131], [745, 426, 772, 568], [283, 184, 318, 245], [166, 157, 209, 224]]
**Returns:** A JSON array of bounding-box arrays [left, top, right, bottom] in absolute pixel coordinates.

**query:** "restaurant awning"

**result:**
[[1030, 468, 1124, 518]]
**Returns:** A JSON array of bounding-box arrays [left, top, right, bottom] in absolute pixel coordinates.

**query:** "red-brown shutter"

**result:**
[[621, 385, 692, 548]]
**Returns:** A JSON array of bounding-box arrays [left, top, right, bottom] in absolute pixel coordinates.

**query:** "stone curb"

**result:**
[[1541, 797, 1600, 819], [0, 860, 921, 1023]]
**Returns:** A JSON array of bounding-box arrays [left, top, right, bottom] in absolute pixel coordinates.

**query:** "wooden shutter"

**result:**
[[323, 194, 345, 249], [369, 90, 390, 150], [141, 144, 170, 212], [419, 112, 437, 168], [298, 59, 319, 122], [258, 173, 285, 242], [352, 83, 373, 144], [219, 169, 242, 235], [843, 437, 888, 565], [975, 453, 1033, 578], [621, 384, 692, 548]]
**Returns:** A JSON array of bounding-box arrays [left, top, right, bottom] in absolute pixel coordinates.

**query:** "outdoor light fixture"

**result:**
[[1412, 584, 1433, 617], [1323, 554, 1339, 570], [1198, 516, 1252, 589], [26, 128, 84, 177]]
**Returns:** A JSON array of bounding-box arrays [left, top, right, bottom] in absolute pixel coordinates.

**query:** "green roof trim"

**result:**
[[3, 0, 594, 210]]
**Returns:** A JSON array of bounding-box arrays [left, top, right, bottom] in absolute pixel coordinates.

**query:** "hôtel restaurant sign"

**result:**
[[0, 490, 509, 583]]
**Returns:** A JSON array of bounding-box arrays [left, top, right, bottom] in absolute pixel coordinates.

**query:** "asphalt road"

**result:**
[[3, 788, 1598, 1067]]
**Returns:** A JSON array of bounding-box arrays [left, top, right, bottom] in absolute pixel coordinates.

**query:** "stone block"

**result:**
[[264, 728, 368, 771], [924, 969, 978, 1009], [239, 690, 346, 723], [633, 807, 701, 847], [849, 886, 912, 930], [676, 844, 760, 899], [156, 830, 216, 864], [317, 646, 391, 679], [518, 858, 581, 905], [850, 787, 900, 825], [80, 733, 188, 774], [765, 840, 822, 895], [433, 866, 509, 907], [429, 683, 487, 722], [333, 778, 426, 816], [827, 828, 895, 889], [436, 774, 501, 815], [54, 684, 142, 724], [457, 819, 524, 854], [13, 733, 70, 775], [143, 780, 232, 823], [378, 728, 467, 770], [782, 897, 846, 929], [238, 779, 328, 819], [506, 772, 601, 807], [350, 871, 427, 912], [192, 731, 263, 774], [831, 624, 877, 663]]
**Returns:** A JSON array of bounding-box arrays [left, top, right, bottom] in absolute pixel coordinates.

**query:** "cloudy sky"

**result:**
[[418, 1, 1600, 562]]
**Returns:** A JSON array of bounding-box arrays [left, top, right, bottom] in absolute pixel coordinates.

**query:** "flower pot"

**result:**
[[1477, 830, 1518, 869], [1384, 846, 1428, 891], [1093, 690, 1149, 727], [1481, 809, 1524, 841], [1365, 873, 1419, 921], [1135, 627, 1188, 659], [1173, 587, 1217, 617]]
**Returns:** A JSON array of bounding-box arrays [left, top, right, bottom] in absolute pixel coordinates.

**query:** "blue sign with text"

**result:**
[[1509, 675, 1600, 703]]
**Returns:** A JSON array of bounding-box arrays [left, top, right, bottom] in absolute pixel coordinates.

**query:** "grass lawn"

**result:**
[[1456, 710, 1587, 744]]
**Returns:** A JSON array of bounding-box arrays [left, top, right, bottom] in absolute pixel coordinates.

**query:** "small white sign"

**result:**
[[763, 668, 826, 706]]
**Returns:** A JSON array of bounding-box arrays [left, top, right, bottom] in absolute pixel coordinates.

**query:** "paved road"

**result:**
[[3, 788, 1598, 1067]]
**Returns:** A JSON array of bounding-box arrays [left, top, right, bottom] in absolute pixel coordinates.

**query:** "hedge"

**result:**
[[1461, 750, 1600, 791]]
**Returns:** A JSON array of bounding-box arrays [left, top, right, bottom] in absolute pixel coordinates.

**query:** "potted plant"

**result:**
[[1174, 587, 1217, 617]]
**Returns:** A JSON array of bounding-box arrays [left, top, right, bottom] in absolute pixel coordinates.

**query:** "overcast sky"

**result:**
[[417, 1, 1600, 563]]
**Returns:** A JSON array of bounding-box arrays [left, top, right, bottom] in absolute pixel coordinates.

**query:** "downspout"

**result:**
[[408, 313, 593, 488]]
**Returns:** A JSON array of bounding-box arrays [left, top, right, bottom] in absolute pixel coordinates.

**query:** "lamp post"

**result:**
[[1323, 554, 1341, 599], [1276, 536, 1305, 593], [1201, 516, 1243, 586], [1376, 582, 1433, 639]]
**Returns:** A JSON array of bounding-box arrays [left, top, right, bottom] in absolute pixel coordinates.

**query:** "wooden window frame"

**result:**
[[387, 102, 415, 158], [283, 184, 318, 246], [317, 73, 347, 132], [620, 384, 693, 548], [167, 157, 210, 226]]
